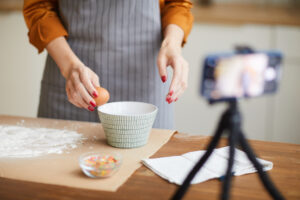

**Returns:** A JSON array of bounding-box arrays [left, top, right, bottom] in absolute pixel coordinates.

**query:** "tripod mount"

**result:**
[[171, 99, 284, 200]]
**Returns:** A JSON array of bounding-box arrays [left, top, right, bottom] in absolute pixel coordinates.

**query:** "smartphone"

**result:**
[[201, 51, 282, 101]]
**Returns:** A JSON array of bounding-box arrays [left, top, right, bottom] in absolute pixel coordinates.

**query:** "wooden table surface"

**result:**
[[0, 116, 300, 200]]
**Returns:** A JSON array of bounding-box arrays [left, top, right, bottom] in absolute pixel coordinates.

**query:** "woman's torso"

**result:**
[[39, 0, 174, 129]]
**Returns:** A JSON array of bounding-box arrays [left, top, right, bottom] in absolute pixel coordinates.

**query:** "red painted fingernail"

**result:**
[[175, 98, 178, 102], [169, 90, 174, 96], [166, 96, 171, 102], [92, 91, 98, 98], [167, 98, 173, 104], [90, 101, 96, 107], [161, 76, 166, 83], [88, 106, 95, 111]]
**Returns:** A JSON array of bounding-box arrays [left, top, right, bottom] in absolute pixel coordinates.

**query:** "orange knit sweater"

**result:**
[[23, 0, 193, 53]]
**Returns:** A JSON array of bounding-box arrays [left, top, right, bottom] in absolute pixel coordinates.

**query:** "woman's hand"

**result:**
[[46, 37, 100, 111], [157, 24, 189, 104], [64, 62, 100, 111]]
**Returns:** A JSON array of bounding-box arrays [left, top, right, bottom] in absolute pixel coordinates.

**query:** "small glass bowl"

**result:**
[[79, 152, 122, 178]]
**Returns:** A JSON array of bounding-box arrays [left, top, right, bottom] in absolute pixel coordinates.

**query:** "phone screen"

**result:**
[[201, 52, 282, 100]]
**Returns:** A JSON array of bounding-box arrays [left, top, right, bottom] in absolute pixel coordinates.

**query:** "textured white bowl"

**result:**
[[97, 102, 158, 148]]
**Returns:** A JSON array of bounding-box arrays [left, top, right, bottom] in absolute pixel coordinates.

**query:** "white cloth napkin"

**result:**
[[142, 147, 273, 185]]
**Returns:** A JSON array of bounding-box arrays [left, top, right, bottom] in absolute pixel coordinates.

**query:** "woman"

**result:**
[[23, 0, 193, 129]]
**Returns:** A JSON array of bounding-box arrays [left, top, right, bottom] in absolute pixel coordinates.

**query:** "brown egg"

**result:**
[[93, 87, 110, 106]]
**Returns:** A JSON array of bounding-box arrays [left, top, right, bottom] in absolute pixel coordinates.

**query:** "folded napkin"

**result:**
[[142, 147, 273, 185]]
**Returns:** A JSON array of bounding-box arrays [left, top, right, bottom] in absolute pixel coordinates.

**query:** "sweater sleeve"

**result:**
[[23, 0, 68, 53], [160, 0, 194, 45]]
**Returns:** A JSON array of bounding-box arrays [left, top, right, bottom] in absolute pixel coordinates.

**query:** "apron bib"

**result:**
[[38, 0, 174, 129]]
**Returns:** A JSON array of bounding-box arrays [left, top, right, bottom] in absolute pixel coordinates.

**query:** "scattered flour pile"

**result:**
[[0, 125, 85, 158]]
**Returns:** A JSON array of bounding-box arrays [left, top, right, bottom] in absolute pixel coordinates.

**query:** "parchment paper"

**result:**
[[0, 116, 175, 192]]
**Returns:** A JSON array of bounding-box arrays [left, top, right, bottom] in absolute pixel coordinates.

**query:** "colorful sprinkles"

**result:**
[[81, 154, 120, 178]]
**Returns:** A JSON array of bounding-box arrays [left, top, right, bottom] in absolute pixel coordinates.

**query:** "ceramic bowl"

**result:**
[[97, 101, 158, 148]]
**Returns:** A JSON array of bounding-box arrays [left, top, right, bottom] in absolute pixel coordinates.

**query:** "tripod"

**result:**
[[171, 100, 284, 200]]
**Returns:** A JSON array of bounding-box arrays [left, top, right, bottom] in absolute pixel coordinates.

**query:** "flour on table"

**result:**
[[0, 125, 85, 158]]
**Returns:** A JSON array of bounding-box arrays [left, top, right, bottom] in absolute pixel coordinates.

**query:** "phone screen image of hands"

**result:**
[[202, 51, 282, 100]]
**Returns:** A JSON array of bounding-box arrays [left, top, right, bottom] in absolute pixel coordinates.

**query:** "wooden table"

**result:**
[[0, 116, 300, 200]]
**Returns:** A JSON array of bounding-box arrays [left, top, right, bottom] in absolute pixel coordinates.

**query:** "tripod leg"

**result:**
[[171, 111, 230, 200], [238, 132, 285, 200], [221, 117, 240, 200]]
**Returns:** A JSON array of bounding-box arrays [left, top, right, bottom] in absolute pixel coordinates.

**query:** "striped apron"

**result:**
[[38, 0, 174, 129]]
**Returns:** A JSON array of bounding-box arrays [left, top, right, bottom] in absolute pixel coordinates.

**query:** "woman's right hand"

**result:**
[[46, 37, 100, 112], [64, 62, 100, 111]]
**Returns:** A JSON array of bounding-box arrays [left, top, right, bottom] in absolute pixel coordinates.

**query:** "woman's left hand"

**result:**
[[157, 25, 189, 104]]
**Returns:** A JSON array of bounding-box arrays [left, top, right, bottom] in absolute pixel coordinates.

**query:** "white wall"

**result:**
[[0, 12, 299, 144], [0, 12, 46, 117]]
